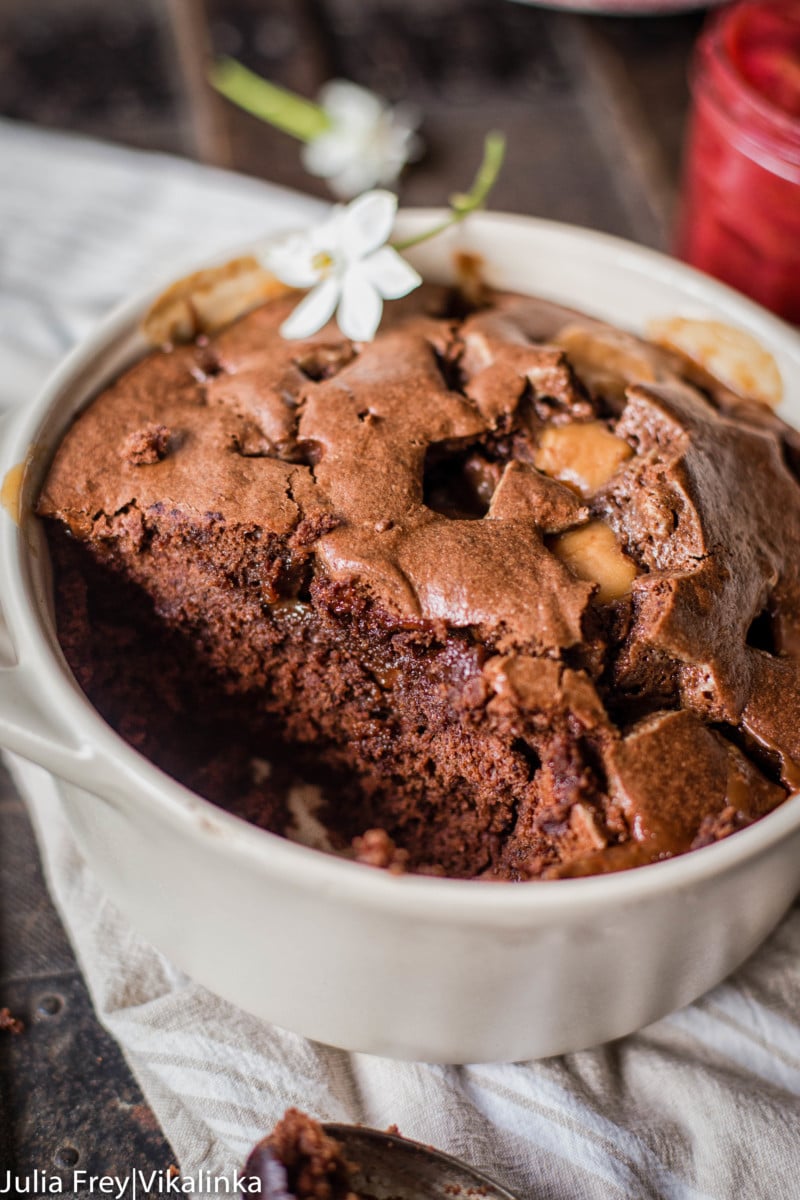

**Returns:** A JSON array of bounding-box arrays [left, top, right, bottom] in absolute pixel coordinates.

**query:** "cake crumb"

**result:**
[[123, 423, 170, 466], [353, 829, 409, 874], [0, 1007, 24, 1035], [692, 804, 749, 849]]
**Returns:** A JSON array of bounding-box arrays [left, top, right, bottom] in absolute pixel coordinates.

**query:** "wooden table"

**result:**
[[0, 0, 704, 1186]]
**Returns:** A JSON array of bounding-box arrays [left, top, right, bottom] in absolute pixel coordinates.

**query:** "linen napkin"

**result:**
[[2, 118, 800, 1200]]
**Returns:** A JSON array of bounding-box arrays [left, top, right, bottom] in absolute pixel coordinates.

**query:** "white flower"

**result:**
[[302, 80, 422, 200], [264, 190, 422, 343]]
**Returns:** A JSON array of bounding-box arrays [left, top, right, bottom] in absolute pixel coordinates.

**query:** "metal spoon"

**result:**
[[322, 1123, 521, 1200]]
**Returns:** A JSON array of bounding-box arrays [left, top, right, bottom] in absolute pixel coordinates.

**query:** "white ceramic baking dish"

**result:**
[[2, 211, 800, 1064]]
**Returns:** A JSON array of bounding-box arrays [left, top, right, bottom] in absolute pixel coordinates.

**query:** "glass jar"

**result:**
[[676, 0, 800, 324]]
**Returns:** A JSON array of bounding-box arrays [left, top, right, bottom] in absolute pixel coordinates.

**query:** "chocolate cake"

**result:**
[[243, 1109, 359, 1200], [37, 286, 800, 879]]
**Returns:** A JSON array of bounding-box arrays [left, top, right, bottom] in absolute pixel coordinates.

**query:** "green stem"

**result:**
[[209, 58, 331, 143], [393, 132, 506, 252]]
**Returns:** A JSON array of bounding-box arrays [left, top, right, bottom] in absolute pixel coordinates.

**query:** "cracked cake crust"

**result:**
[[37, 286, 800, 879]]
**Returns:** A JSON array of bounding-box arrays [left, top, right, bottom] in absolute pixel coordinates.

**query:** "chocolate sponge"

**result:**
[[38, 287, 800, 879]]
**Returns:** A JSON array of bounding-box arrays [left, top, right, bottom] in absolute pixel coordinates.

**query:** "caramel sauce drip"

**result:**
[[1, 462, 25, 525]]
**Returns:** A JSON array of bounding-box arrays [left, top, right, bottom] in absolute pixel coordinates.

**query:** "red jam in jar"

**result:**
[[676, 0, 800, 324]]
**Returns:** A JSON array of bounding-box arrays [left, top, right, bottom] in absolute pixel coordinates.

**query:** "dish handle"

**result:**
[[0, 410, 111, 792], [0, 623, 104, 791]]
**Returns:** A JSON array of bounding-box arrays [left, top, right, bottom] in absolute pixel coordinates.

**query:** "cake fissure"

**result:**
[[37, 287, 800, 879]]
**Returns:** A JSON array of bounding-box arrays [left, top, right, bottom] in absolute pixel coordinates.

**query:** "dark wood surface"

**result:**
[[0, 0, 704, 1185], [0, 764, 175, 1187]]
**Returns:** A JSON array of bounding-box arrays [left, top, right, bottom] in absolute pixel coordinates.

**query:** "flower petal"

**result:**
[[263, 234, 320, 288], [339, 190, 397, 261], [318, 80, 384, 130], [309, 204, 348, 253], [374, 121, 423, 186], [337, 267, 383, 342], [301, 132, 359, 181], [327, 157, 384, 200], [363, 246, 422, 300], [280, 277, 341, 339]]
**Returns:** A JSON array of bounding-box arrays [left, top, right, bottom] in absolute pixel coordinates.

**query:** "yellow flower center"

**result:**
[[312, 250, 334, 275]]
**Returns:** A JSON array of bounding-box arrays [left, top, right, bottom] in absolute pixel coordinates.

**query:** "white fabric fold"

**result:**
[[2, 119, 800, 1200]]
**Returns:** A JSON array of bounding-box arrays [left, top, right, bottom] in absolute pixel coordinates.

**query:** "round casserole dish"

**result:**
[[1, 211, 799, 1064]]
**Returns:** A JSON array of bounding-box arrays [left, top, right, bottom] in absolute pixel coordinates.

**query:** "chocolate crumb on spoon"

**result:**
[[242, 1109, 520, 1200]]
